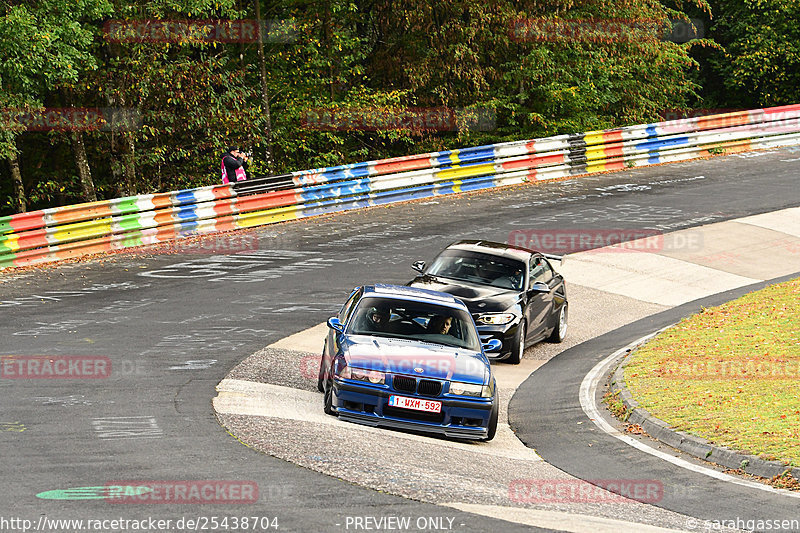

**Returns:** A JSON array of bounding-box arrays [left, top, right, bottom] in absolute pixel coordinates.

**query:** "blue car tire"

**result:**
[[484, 400, 498, 441]]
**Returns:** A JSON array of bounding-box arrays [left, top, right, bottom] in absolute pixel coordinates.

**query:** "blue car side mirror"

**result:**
[[327, 317, 344, 333], [482, 338, 502, 352]]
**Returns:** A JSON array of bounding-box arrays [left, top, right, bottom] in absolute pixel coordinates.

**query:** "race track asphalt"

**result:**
[[509, 273, 800, 530], [1, 147, 799, 532]]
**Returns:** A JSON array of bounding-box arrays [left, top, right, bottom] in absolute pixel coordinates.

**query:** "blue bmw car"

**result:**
[[318, 284, 501, 441]]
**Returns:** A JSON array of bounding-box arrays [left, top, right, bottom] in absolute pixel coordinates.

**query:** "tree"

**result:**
[[706, 0, 800, 107], [94, 0, 274, 194], [11, 0, 800, 217], [0, 0, 112, 212], [368, 0, 713, 140]]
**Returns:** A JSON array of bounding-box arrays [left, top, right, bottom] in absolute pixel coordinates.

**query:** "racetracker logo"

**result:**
[[657, 360, 800, 380], [0, 108, 140, 132], [509, 479, 663, 504], [164, 234, 260, 255], [302, 106, 496, 133], [508, 228, 703, 255], [104, 481, 258, 504], [509, 17, 703, 43], [508, 228, 704, 254], [300, 354, 486, 381], [1, 356, 111, 379], [103, 19, 294, 43]]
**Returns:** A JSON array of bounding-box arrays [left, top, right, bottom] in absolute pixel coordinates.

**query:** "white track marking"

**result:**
[[214, 379, 542, 461], [580, 336, 800, 499]]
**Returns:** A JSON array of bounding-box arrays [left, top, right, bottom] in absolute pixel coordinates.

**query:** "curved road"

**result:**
[[1, 147, 799, 532]]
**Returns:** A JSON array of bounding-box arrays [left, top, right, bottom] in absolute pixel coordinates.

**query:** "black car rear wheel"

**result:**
[[547, 303, 568, 343], [506, 320, 525, 364]]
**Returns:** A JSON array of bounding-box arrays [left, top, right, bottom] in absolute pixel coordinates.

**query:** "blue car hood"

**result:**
[[342, 335, 489, 384]]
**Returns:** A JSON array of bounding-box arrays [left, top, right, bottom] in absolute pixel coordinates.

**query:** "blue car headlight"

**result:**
[[449, 381, 491, 398], [476, 313, 516, 325], [349, 366, 385, 385], [334, 359, 350, 379]]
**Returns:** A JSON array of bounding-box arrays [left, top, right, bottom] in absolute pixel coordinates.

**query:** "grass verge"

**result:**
[[624, 277, 800, 467]]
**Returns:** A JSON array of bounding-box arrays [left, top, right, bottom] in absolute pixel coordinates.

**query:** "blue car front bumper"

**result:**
[[332, 380, 494, 440]]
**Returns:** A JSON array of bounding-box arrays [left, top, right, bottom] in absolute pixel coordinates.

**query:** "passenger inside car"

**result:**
[[427, 315, 453, 335]]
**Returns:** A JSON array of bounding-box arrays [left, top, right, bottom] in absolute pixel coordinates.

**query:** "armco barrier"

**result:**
[[2, 104, 800, 269]]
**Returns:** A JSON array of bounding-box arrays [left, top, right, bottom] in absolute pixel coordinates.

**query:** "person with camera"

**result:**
[[221, 146, 250, 184]]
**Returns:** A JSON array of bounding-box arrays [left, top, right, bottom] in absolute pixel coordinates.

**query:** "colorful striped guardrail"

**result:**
[[2, 103, 800, 269]]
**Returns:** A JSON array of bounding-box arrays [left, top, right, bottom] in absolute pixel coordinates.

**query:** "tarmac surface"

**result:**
[[216, 207, 800, 532]]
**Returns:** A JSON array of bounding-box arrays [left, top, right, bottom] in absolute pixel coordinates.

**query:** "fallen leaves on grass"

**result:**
[[623, 277, 800, 467]]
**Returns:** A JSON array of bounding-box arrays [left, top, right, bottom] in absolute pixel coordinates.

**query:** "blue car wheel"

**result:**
[[484, 400, 498, 441], [317, 356, 326, 392], [323, 372, 335, 415]]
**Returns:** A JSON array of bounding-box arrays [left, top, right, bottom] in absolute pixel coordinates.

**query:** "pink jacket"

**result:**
[[221, 154, 247, 184]]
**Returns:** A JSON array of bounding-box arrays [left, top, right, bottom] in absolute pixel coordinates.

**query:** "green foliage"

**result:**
[[706, 0, 800, 107], [0, 0, 112, 162], [0, 0, 796, 214]]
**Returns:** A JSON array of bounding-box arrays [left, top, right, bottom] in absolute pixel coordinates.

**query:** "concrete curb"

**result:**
[[608, 347, 800, 483]]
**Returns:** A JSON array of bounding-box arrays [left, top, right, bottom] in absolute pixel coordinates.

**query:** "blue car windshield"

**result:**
[[348, 297, 481, 351], [427, 250, 525, 290]]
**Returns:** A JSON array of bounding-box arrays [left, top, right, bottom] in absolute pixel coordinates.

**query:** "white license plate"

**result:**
[[388, 395, 442, 413]]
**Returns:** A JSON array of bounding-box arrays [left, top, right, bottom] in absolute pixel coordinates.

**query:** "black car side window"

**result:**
[[529, 257, 554, 285], [529, 258, 545, 285], [539, 259, 554, 284]]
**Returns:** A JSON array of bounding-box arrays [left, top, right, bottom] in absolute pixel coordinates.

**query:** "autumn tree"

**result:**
[[0, 0, 111, 212], [706, 0, 800, 107]]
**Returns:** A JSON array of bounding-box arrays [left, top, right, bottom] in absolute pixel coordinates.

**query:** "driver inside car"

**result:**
[[367, 306, 393, 332], [495, 267, 524, 289]]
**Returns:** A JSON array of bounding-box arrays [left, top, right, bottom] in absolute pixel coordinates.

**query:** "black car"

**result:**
[[408, 240, 568, 364]]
